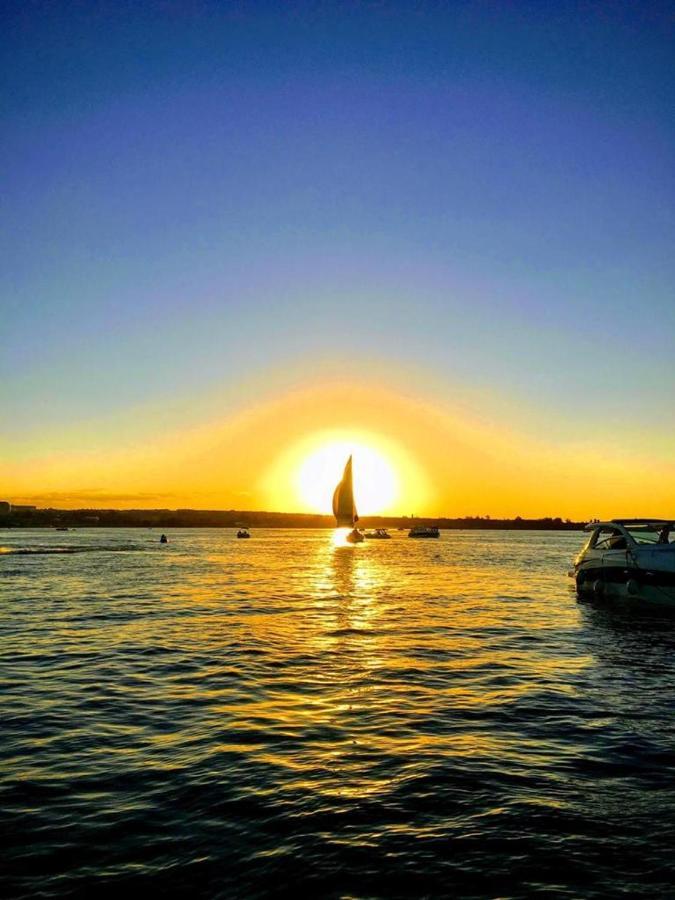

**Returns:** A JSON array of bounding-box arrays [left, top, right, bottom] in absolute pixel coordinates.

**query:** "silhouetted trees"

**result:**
[[0, 508, 585, 530]]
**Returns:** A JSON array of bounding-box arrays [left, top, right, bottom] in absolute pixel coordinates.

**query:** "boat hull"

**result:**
[[575, 551, 675, 608], [573, 521, 675, 608]]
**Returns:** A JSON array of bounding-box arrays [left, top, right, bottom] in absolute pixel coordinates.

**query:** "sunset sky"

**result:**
[[2, 1, 674, 518]]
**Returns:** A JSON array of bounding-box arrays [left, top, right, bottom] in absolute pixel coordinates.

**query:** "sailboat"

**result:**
[[333, 455, 364, 543]]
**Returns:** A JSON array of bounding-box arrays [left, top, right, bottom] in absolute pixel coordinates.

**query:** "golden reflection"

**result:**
[[15, 528, 600, 812], [331, 526, 365, 548], [130, 530, 595, 807], [331, 527, 350, 548]]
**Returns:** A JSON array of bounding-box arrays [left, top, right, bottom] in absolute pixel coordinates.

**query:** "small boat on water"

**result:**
[[237, 528, 251, 539], [160, 534, 168, 544], [365, 528, 391, 539], [573, 519, 675, 606], [55, 526, 69, 532], [333, 455, 364, 543], [408, 526, 440, 539]]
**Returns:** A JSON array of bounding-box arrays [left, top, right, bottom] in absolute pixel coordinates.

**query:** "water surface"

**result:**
[[2, 528, 675, 897]]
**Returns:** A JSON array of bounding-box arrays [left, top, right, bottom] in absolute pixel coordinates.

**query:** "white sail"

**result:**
[[332, 455, 359, 527]]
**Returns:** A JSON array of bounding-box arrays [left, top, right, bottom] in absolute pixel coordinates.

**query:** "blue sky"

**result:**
[[2, 1, 674, 467]]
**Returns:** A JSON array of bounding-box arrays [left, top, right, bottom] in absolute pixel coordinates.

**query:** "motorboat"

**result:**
[[573, 519, 675, 606], [365, 528, 391, 539], [236, 528, 251, 539], [408, 526, 440, 539], [346, 528, 365, 543]]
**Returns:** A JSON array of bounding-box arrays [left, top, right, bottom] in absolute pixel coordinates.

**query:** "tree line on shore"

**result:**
[[0, 508, 585, 530]]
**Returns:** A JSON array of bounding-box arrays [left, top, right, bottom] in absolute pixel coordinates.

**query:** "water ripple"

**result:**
[[2, 528, 675, 897]]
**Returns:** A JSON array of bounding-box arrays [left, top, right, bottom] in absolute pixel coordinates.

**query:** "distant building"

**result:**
[[0, 501, 10, 515]]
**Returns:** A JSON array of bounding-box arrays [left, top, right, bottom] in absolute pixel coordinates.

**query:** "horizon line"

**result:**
[[2, 504, 589, 522]]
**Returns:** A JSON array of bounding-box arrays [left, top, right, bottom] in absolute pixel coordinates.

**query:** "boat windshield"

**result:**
[[625, 523, 673, 545]]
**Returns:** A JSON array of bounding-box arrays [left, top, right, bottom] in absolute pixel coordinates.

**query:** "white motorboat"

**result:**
[[365, 529, 391, 539], [573, 519, 675, 606]]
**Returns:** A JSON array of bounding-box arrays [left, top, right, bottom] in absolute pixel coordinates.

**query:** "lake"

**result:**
[[2, 528, 675, 897]]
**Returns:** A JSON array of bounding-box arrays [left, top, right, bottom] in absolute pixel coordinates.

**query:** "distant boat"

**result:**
[[365, 528, 391, 539], [160, 534, 168, 544], [409, 526, 440, 539], [237, 528, 251, 539], [55, 526, 69, 532], [333, 455, 364, 543]]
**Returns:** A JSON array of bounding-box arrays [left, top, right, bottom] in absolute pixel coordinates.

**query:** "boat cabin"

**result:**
[[583, 519, 674, 551]]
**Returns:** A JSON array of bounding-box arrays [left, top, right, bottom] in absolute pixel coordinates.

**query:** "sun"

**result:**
[[260, 427, 431, 516], [261, 429, 427, 515], [296, 439, 398, 515]]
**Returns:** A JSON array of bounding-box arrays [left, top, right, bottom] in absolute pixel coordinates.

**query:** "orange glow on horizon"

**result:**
[[3, 376, 675, 520]]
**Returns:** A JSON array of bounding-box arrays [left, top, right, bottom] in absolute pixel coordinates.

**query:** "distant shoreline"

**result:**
[[0, 508, 585, 530]]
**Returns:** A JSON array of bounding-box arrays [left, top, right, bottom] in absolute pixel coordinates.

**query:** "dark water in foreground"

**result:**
[[2, 528, 675, 898]]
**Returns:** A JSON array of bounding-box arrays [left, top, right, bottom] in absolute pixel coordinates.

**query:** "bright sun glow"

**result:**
[[260, 428, 433, 516], [296, 440, 398, 515], [260, 428, 431, 516]]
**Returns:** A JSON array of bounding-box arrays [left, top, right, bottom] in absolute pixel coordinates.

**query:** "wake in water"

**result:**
[[0, 544, 148, 555]]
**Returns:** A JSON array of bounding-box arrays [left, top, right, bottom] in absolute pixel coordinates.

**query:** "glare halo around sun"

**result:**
[[295, 439, 398, 515], [260, 427, 430, 516]]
